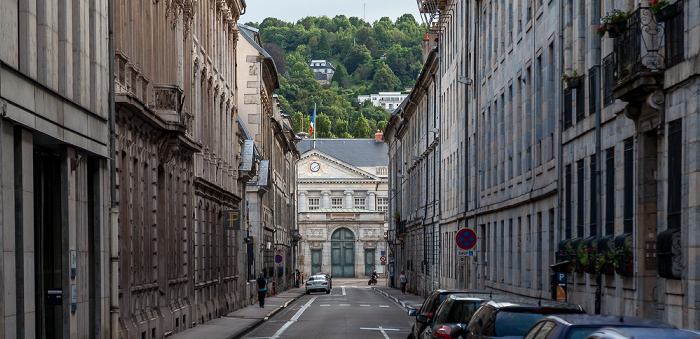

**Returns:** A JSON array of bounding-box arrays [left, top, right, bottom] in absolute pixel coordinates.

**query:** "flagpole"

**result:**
[[313, 103, 316, 149]]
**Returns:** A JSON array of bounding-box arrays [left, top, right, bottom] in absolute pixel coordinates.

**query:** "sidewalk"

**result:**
[[170, 287, 306, 339], [372, 285, 426, 311]]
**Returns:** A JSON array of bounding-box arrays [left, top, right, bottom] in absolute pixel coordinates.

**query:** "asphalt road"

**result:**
[[243, 278, 414, 339]]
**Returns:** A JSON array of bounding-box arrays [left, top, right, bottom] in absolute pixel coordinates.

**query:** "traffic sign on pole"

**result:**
[[275, 254, 283, 264], [456, 229, 477, 250]]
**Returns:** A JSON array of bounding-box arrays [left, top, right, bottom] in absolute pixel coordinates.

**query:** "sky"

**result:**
[[241, 0, 422, 25]]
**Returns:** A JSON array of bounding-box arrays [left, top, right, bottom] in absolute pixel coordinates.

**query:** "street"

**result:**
[[243, 278, 413, 339]]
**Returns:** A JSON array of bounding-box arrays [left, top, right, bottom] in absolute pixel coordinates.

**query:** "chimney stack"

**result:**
[[375, 130, 383, 142]]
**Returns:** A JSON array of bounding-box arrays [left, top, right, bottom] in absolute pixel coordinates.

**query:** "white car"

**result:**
[[305, 275, 331, 295]]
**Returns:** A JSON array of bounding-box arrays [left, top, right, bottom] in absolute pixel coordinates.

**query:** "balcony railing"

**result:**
[[614, 7, 665, 82]]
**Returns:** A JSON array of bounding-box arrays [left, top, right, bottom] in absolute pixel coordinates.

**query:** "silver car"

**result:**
[[305, 275, 331, 295]]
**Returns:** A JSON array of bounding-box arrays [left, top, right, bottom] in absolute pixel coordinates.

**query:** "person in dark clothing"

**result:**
[[257, 273, 267, 308]]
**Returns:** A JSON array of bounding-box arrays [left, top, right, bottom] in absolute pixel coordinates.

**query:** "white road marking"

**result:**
[[339, 304, 350, 306], [361, 327, 401, 339], [379, 305, 389, 308], [342, 287, 346, 295], [360, 305, 370, 307], [270, 297, 316, 339], [320, 304, 331, 307]]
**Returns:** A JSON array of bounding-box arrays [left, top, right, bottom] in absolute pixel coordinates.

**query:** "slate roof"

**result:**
[[298, 139, 388, 167], [238, 24, 271, 58]]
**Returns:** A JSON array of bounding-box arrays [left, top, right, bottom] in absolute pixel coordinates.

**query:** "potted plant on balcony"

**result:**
[[598, 9, 631, 38], [649, 0, 680, 22], [562, 70, 582, 88]]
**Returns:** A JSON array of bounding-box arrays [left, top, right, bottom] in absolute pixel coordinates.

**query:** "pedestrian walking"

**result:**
[[400, 271, 407, 294], [257, 272, 267, 308]]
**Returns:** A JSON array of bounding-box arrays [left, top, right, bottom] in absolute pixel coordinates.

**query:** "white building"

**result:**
[[297, 137, 390, 279], [358, 92, 409, 112]]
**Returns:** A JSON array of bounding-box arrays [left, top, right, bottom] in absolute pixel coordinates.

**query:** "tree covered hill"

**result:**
[[244, 14, 426, 138]]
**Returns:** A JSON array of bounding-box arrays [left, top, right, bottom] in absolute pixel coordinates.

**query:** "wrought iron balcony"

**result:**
[[609, 5, 683, 104]]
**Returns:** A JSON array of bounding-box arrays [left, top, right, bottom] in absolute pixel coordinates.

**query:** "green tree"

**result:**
[[315, 32, 332, 60], [289, 61, 315, 79], [353, 114, 371, 138], [332, 63, 349, 87], [316, 113, 333, 138], [372, 63, 401, 91], [377, 120, 387, 131], [334, 119, 352, 138], [343, 45, 371, 74], [292, 112, 304, 133]]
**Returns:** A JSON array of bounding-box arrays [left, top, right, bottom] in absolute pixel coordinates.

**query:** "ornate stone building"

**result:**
[[386, 0, 699, 329], [297, 138, 389, 278], [113, 0, 250, 337], [1, 0, 111, 337], [237, 24, 300, 298]]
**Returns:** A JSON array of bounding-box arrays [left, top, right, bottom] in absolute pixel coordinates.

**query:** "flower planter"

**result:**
[[566, 77, 582, 89], [607, 20, 628, 38], [654, 3, 680, 22]]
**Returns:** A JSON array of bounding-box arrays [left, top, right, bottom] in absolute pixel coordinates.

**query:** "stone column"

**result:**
[[321, 190, 331, 209], [344, 190, 354, 208], [299, 191, 308, 212], [368, 191, 377, 210]]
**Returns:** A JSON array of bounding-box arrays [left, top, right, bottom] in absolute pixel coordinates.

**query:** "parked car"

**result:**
[[586, 327, 700, 339], [315, 271, 332, 289], [522, 314, 675, 339], [463, 298, 585, 338], [305, 275, 330, 295], [420, 293, 494, 339], [407, 290, 490, 339]]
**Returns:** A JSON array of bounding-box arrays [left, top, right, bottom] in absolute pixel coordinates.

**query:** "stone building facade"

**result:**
[[237, 24, 300, 299], [385, 0, 699, 329], [297, 138, 389, 279], [1, 1, 111, 337], [113, 0, 252, 337]]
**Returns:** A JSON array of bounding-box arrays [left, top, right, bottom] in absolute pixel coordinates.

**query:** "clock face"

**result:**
[[310, 162, 320, 172]]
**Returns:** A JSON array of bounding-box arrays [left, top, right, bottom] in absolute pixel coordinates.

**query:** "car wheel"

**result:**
[[326, 289, 330, 294], [306, 290, 310, 295], [407, 333, 414, 339]]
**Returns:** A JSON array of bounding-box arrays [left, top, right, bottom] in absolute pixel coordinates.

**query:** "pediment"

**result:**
[[299, 150, 381, 181]]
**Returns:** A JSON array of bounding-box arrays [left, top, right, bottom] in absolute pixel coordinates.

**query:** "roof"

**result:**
[[238, 24, 271, 59], [298, 139, 388, 167], [303, 208, 384, 213], [308, 60, 335, 70]]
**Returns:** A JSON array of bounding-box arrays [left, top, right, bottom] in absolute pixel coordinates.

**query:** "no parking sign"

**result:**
[[456, 228, 477, 256], [275, 254, 283, 264]]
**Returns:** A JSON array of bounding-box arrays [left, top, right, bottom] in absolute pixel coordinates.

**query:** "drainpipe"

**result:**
[[592, 0, 603, 315], [108, 0, 120, 336], [473, 0, 481, 290], [557, 0, 565, 299]]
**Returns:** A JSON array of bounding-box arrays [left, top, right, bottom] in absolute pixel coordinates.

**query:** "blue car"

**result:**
[[523, 314, 675, 339]]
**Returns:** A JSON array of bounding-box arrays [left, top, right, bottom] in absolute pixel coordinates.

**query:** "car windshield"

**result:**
[[494, 311, 548, 337], [309, 276, 325, 281], [564, 327, 607, 339], [444, 300, 482, 323]]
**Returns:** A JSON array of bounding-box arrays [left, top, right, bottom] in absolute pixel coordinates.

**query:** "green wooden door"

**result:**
[[331, 228, 355, 277]]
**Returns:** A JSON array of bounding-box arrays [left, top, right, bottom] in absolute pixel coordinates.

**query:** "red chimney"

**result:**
[[375, 130, 383, 142]]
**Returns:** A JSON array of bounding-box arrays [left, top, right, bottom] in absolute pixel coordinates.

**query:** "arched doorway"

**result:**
[[331, 228, 355, 277]]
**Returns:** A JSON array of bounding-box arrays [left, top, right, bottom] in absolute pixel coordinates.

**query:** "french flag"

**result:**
[[309, 104, 316, 134]]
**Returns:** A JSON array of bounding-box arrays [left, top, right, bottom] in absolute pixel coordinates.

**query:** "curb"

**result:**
[[229, 292, 306, 339], [372, 287, 410, 310]]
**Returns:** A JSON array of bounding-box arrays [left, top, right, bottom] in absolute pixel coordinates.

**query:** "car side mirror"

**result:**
[[416, 315, 429, 324], [407, 309, 418, 316], [450, 325, 466, 338]]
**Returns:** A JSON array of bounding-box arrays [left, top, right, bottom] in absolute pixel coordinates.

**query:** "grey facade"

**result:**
[[1, 0, 111, 337], [385, 0, 699, 329]]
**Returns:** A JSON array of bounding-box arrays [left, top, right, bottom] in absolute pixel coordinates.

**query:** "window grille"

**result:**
[[354, 198, 366, 209], [308, 197, 320, 210], [331, 198, 343, 209]]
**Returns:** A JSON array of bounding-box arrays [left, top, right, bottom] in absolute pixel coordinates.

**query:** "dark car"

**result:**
[[420, 293, 494, 339], [463, 298, 585, 338], [586, 327, 700, 339], [407, 290, 490, 339], [522, 314, 675, 339]]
